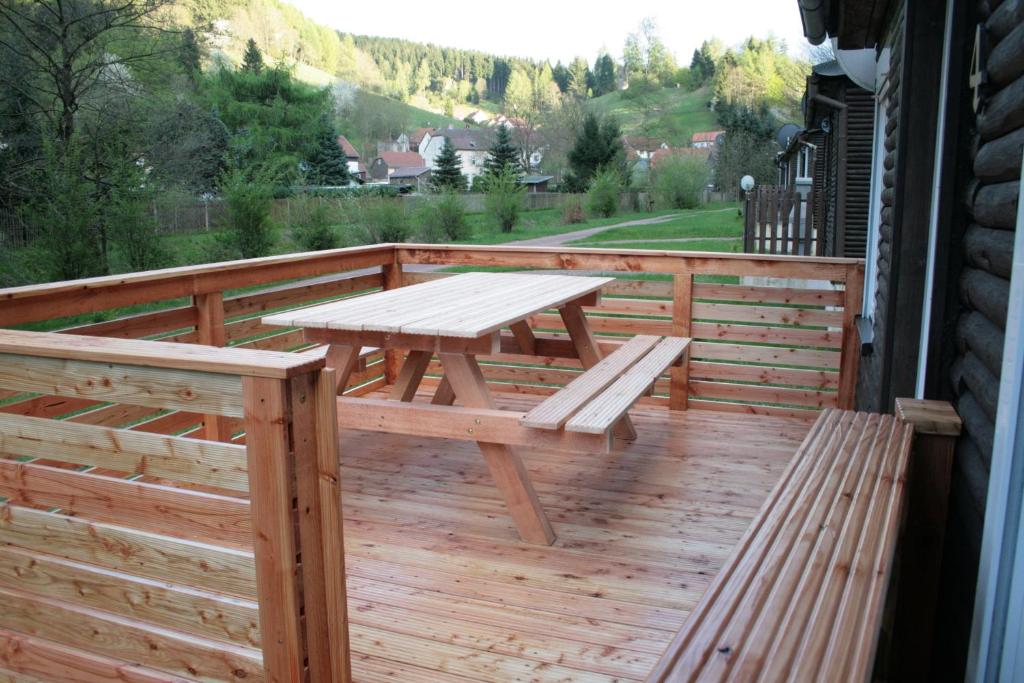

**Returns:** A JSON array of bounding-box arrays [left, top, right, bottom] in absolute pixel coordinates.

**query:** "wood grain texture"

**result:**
[[242, 377, 304, 683]]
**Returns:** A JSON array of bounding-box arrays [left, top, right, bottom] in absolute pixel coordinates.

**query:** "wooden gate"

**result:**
[[743, 186, 822, 256]]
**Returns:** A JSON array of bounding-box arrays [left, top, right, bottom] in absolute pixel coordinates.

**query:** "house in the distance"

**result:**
[[420, 127, 494, 185], [408, 128, 435, 152], [336, 135, 363, 180], [519, 175, 553, 193], [378, 133, 412, 155], [622, 136, 669, 161], [368, 151, 425, 182], [388, 167, 432, 192], [649, 146, 711, 169], [690, 130, 725, 149]]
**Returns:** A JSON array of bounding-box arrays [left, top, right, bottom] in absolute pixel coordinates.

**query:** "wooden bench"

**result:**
[[647, 406, 934, 682], [520, 335, 690, 437]]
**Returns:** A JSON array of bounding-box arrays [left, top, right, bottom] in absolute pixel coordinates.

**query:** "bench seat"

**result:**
[[520, 335, 690, 435], [647, 408, 914, 682]]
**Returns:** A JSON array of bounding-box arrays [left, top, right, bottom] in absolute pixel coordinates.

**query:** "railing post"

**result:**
[[670, 271, 692, 411], [890, 398, 961, 681], [242, 376, 304, 682], [837, 262, 864, 409], [196, 292, 230, 441], [244, 370, 351, 683], [382, 250, 403, 385]]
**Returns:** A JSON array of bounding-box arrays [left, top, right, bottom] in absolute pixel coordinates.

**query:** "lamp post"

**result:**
[[740, 175, 755, 252]]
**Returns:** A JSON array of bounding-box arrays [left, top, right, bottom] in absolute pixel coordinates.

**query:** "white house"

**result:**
[[419, 127, 494, 185]]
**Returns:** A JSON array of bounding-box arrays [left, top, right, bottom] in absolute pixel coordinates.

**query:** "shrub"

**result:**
[[416, 191, 470, 242], [110, 199, 169, 271], [652, 155, 708, 209], [560, 194, 587, 224], [481, 167, 526, 233], [291, 195, 339, 251], [351, 197, 411, 243], [222, 171, 275, 258], [586, 168, 623, 218]]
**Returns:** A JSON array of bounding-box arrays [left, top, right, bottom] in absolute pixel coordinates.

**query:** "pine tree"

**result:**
[[483, 126, 521, 178], [564, 113, 625, 192], [430, 137, 466, 192], [242, 38, 264, 74], [306, 119, 351, 186]]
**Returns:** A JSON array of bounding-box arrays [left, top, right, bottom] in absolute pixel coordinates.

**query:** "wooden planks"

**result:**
[[0, 412, 249, 492], [646, 409, 914, 682], [521, 335, 660, 429], [264, 272, 612, 339], [566, 338, 690, 434]]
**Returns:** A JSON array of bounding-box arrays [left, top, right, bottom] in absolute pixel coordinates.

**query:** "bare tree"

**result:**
[[0, 0, 172, 142]]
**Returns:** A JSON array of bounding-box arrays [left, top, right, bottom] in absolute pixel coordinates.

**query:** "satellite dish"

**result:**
[[831, 37, 878, 92], [740, 175, 755, 192]]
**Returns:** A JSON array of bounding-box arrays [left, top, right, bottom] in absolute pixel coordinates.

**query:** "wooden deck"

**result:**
[[339, 390, 812, 682]]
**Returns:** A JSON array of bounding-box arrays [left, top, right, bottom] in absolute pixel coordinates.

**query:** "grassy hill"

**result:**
[[587, 86, 719, 147], [335, 90, 469, 157]]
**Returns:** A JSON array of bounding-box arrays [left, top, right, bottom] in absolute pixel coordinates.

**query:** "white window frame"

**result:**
[[862, 48, 891, 317]]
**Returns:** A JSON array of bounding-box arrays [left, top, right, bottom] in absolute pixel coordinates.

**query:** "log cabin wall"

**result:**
[[936, 0, 1024, 677], [856, 7, 904, 414], [839, 84, 876, 258]]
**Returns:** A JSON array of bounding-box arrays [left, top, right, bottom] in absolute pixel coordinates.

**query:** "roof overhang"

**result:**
[[797, 0, 894, 50]]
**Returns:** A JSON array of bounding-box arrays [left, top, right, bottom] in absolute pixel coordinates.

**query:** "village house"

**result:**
[[335, 135, 363, 180], [368, 151, 425, 182], [388, 166, 432, 192], [622, 135, 669, 161], [408, 127, 435, 152], [419, 127, 494, 184], [690, 130, 725, 149]]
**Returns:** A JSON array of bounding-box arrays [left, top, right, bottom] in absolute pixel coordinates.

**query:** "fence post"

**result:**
[[670, 270, 693, 410], [890, 398, 961, 681], [382, 251, 404, 384], [196, 292, 231, 441], [837, 262, 864, 410], [243, 376, 305, 682]]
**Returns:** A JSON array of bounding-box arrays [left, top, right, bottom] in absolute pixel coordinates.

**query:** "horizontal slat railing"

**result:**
[[0, 331, 350, 682], [396, 245, 863, 417]]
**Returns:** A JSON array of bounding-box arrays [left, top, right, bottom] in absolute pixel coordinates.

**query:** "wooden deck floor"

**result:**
[[338, 390, 813, 682]]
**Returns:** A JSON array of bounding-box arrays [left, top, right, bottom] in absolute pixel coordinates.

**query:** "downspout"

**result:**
[[798, 0, 829, 45]]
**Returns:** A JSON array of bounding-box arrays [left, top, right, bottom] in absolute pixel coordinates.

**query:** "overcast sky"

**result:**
[[285, 0, 810, 65]]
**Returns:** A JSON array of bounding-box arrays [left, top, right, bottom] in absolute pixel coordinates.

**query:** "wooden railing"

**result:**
[[0, 243, 863, 680], [743, 186, 823, 256]]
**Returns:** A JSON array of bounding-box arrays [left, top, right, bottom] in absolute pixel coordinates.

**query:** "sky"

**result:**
[[285, 0, 811, 65]]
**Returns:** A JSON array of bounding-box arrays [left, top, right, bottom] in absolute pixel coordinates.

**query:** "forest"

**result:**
[[0, 0, 812, 288]]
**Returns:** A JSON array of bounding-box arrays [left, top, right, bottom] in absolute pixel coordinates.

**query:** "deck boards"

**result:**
[[338, 390, 811, 682]]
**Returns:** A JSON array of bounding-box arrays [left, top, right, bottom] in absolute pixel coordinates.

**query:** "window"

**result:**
[[862, 49, 891, 318]]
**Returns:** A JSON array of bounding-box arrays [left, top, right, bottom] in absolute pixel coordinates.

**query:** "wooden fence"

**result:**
[[0, 243, 863, 679], [743, 186, 823, 256]]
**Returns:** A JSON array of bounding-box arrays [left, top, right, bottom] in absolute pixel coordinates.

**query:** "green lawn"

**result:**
[[569, 204, 743, 244], [587, 86, 719, 147], [456, 208, 680, 245]]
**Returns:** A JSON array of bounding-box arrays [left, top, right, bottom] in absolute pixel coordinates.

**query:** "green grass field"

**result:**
[[587, 86, 719, 147], [570, 204, 743, 244]]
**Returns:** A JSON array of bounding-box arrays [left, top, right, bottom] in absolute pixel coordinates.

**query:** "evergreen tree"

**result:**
[[593, 54, 616, 96], [483, 126, 521, 178], [242, 38, 264, 74], [564, 113, 625, 192], [551, 62, 571, 93], [305, 118, 351, 186], [430, 137, 466, 192]]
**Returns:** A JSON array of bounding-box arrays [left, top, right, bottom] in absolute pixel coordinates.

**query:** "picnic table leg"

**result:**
[[431, 375, 456, 406], [559, 303, 638, 440], [389, 350, 433, 402], [325, 344, 361, 395], [439, 352, 556, 546]]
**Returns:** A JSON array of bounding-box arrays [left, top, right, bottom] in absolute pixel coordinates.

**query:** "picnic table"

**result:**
[[264, 272, 689, 544]]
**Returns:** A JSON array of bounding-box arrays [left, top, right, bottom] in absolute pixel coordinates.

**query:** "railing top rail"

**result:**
[[0, 243, 395, 327], [0, 328, 324, 379], [395, 243, 863, 266]]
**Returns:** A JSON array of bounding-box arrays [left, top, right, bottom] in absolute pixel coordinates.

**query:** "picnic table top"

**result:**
[[262, 272, 613, 339]]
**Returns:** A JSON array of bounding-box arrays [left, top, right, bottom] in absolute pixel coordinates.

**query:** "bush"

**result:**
[[222, 171, 275, 258], [351, 197, 411, 243], [416, 192, 470, 242], [111, 199, 169, 271], [560, 194, 587, 224], [652, 155, 708, 209], [481, 168, 526, 233], [291, 196, 339, 251], [586, 168, 623, 218]]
